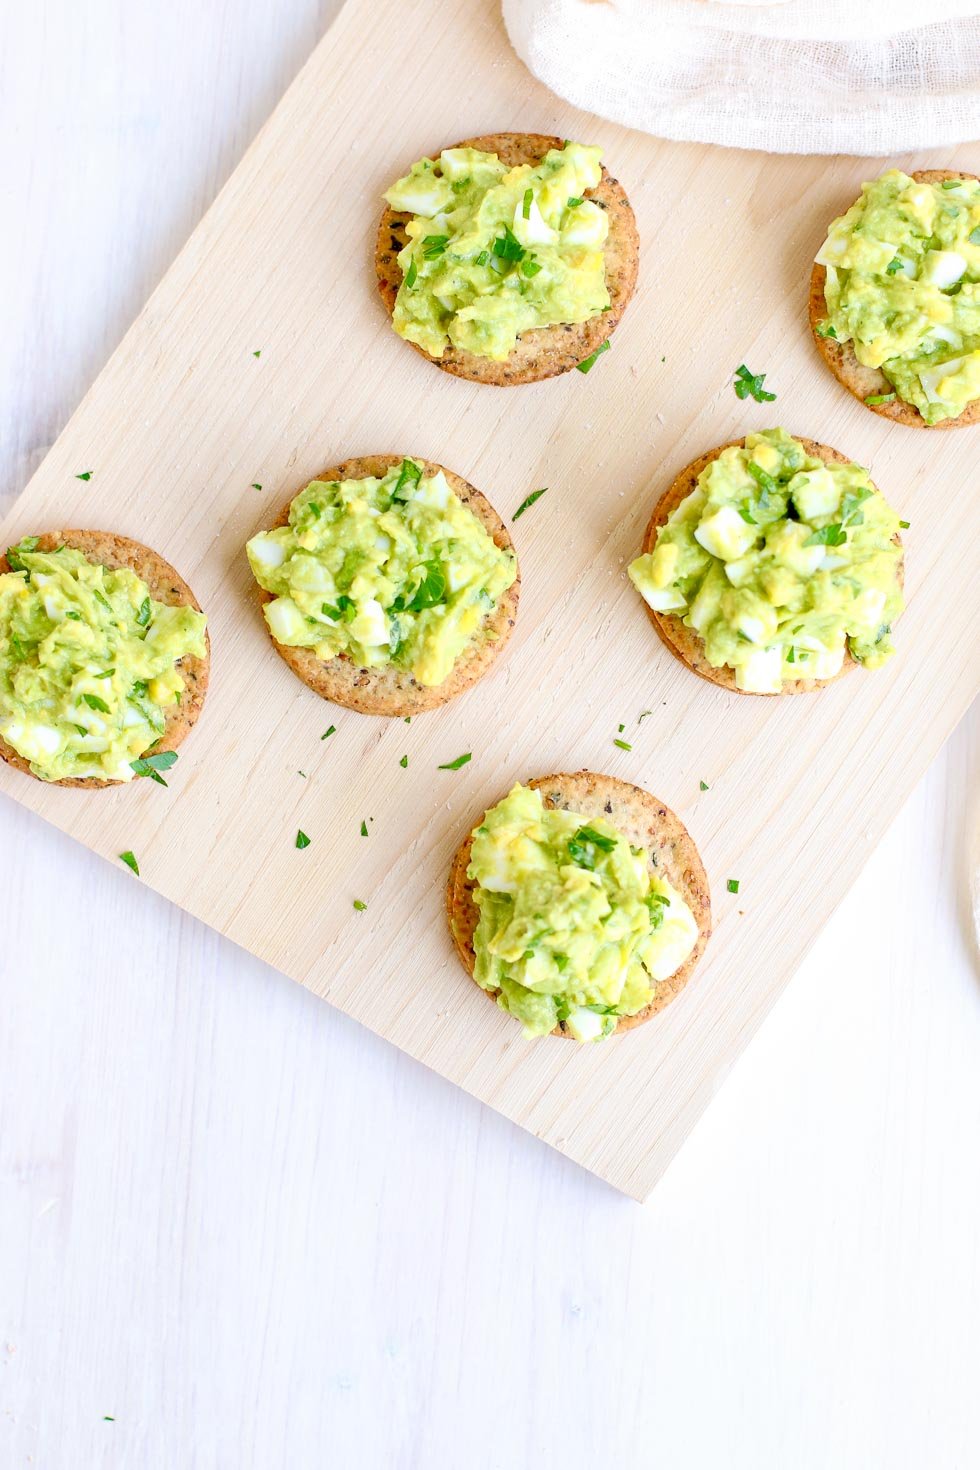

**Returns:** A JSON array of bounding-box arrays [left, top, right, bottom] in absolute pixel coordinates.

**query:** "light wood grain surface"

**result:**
[[2, 2, 979, 1464], [2, 0, 979, 1201]]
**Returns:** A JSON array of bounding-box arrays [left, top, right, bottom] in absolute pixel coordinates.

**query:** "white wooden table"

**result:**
[[2, 5, 978, 1466]]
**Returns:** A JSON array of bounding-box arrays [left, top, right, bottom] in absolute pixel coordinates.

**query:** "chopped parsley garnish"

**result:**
[[865, 392, 896, 405], [512, 486, 548, 520], [737, 501, 757, 525], [567, 825, 617, 870], [617, 722, 625, 733], [76, 470, 93, 481], [942, 179, 961, 190], [422, 234, 449, 259], [438, 752, 471, 770], [474, 250, 490, 267], [804, 522, 847, 548], [321, 725, 336, 740], [399, 754, 408, 768], [576, 339, 611, 374], [566, 196, 583, 208], [296, 830, 311, 849], [405, 259, 418, 288], [251, 482, 262, 491], [81, 692, 110, 713], [253, 349, 262, 358], [700, 780, 709, 791], [733, 363, 776, 402], [613, 737, 632, 751], [522, 187, 533, 219], [746, 461, 777, 495], [360, 820, 368, 837], [353, 899, 367, 911], [521, 256, 542, 278], [899, 519, 910, 529], [885, 256, 903, 275], [786, 646, 796, 664], [136, 597, 152, 628], [5, 536, 40, 571], [814, 320, 838, 339], [119, 851, 140, 876], [727, 878, 740, 894], [492, 225, 525, 262], [391, 457, 423, 502], [407, 562, 446, 612], [130, 750, 178, 786]]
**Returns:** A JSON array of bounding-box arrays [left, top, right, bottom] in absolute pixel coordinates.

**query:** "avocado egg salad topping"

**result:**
[[246, 460, 517, 688], [0, 541, 207, 782], [816, 169, 980, 423], [467, 784, 699, 1042], [383, 142, 610, 361], [627, 429, 904, 694]]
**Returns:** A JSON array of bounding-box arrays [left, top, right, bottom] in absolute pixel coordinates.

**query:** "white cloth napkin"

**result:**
[[502, 0, 980, 155]]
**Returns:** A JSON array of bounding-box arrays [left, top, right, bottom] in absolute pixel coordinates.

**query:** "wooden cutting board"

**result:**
[[2, 0, 978, 1199]]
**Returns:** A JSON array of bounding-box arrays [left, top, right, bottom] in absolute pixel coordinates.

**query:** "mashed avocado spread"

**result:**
[[246, 460, 516, 688], [384, 142, 610, 360], [628, 429, 904, 694], [467, 784, 699, 1041], [816, 169, 980, 423], [0, 541, 207, 782]]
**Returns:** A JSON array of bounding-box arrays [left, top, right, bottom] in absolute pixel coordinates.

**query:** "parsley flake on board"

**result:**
[[700, 780, 709, 791], [353, 899, 367, 911], [399, 755, 408, 768], [438, 753, 471, 771], [733, 363, 776, 402], [865, 392, 897, 405], [360, 820, 368, 837], [119, 851, 140, 877], [76, 471, 93, 481], [321, 725, 336, 740], [727, 878, 740, 894], [512, 487, 548, 521], [613, 737, 632, 751], [296, 830, 311, 850]]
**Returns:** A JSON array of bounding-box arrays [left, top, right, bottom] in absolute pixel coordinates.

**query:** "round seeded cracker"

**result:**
[[0, 529, 209, 787], [809, 169, 980, 429], [446, 770, 711, 1039], [253, 455, 520, 716], [376, 131, 639, 385]]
